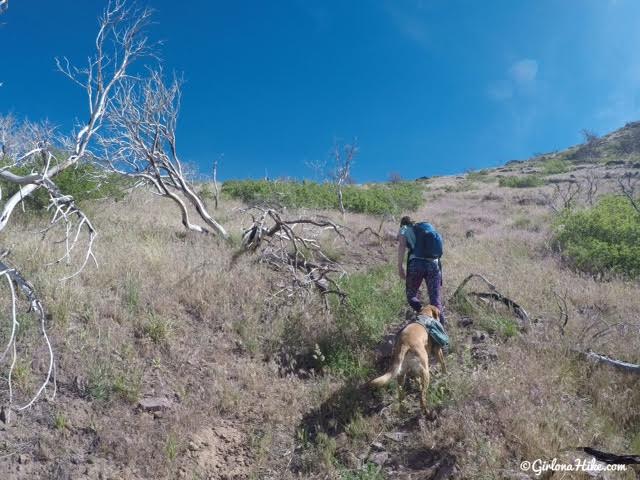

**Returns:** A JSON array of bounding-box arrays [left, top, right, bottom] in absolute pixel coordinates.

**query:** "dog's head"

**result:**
[[419, 305, 440, 320]]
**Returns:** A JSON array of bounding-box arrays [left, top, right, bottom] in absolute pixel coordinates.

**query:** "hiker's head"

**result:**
[[400, 216, 414, 227]]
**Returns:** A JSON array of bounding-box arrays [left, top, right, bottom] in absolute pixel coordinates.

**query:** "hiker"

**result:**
[[397, 216, 446, 326]]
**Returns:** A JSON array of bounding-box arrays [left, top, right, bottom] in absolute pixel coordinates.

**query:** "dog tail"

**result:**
[[369, 344, 409, 387]]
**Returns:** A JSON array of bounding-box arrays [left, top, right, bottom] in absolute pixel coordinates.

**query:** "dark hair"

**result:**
[[400, 216, 414, 226]]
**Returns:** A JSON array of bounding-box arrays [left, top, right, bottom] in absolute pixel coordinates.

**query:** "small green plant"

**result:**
[[124, 274, 140, 313], [340, 463, 385, 480], [315, 432, 337, 471], [511, 215, 539, 232], [53, 412, 68, 431], [541, 158, 571, 175], [499, 176, 545, 188], [344, 412, 375, 441], [451, 293, 519, 339], [12, 360, 33, 393], [478, 315, 519, 339], [165, 432, 180, 462], [235, 321, 260, 355], [87, 363, 113, 401], [112, 370, 142, 403], [296, 427, 312, 450], [553, 195, 640, 277], [427, 376, 453, 407], [16, 313, 36, 340], [142, 314, 173, 345]]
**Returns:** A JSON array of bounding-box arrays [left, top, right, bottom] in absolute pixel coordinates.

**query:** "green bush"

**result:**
[[221, 180, 424, 214], [499, 175, 545, 188], [541, 159, 571, 175], [0, 157, 131, 212], [466, 169, 493, 182], [450, 291, 520, 340], [320, 265, 406, 378], [553, 196, 640, 277]]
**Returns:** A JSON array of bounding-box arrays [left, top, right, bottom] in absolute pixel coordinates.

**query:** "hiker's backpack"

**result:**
[[411, 222, 443, 259]]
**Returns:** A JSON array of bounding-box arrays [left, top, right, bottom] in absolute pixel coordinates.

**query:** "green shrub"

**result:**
[[450, 291, 521, 340], [221, 180, 424, 214], [141, 314, 173, 345], [553, 195, 640, 277], [320, 265, 406, 378], [499, 176, 545, 188], [466, 169, 493, 182], [541, 159, 571, 175], [478, 315, 519, 338], [0, 156, 131, 213], [444, 180, 478, 193], [87, 363, 114, 401]]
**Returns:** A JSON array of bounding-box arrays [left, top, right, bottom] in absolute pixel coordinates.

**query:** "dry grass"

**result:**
[[0, 166, 638, 479]]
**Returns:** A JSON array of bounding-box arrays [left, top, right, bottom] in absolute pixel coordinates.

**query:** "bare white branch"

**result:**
[[237, 207, 347, 305], [0, 0, 152, 412], [99, 71, 228, 237]]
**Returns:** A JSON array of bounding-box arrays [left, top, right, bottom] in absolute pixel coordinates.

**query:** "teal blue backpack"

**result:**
[[415, 315, 449, 347]]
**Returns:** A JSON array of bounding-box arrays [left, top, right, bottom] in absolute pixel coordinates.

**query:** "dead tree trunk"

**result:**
[[451, 273, 530, 330], [213, 159, 220, 210], [0, 0, 153, 414], [101, 71, 228, 238]]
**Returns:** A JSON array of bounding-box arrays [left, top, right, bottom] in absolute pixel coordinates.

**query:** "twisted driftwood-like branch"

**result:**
[[552, 289, 569, 335], [99, 70, 227, 237], [0, 256, 55, 422], [238, 207, 347, 303], [617, 172, 640, 214], [572, 349, 640, 376], [0, 0, 152, 412], [582, 447, 640, 465], [452, 273, 530, 330]]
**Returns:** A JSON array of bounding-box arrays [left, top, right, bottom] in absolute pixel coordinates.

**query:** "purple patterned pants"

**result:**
[[406, 259, 446, 325]]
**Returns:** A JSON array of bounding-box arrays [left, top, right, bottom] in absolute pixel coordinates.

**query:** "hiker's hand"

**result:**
[[398, 267, 406, 280]]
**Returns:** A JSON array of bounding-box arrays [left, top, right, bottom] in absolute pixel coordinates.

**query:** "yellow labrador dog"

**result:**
[[370, 305, 447, 413]]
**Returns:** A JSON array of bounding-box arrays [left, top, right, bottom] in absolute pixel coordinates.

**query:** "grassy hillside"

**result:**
[[0, 132, 639, 479]]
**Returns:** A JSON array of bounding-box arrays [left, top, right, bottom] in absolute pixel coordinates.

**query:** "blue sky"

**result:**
[[2, 0, 640, 181]]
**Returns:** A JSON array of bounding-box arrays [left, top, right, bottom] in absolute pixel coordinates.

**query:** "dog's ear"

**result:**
[[429, 305, 440, 320]]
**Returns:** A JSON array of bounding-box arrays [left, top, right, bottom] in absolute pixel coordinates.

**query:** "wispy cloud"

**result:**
[[385, 1, 431, 49], [509, 59, 538, 87], [488, 58, 538, 101]]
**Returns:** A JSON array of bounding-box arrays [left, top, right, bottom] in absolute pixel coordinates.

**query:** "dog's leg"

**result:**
[[397, 372, 407, 410], [417, 349, 430, 415], [370, 343, 409, 388], [436, 347, 447, 374]]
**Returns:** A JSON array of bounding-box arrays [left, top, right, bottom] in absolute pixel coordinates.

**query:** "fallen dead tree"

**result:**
[[237, 206, 348, 304], [451, 273, 530, 331], [0, 254, 55, 423], [577, 350, 640, 376], [553, 298, 640, 376], [582, 447, 640, 465]]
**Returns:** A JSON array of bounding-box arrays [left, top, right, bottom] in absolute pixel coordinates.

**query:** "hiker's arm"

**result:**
[[397, 234, 407, 279]]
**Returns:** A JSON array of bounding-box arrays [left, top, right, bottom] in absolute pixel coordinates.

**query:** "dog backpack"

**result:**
[[415, 315, 449, 347], [412, 222, 443, 259]]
